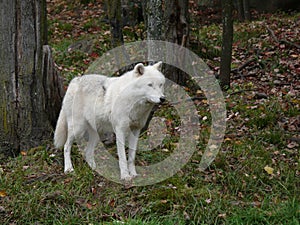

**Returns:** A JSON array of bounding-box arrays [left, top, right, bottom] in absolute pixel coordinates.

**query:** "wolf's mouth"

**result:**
[[146, 96, 166, 104]]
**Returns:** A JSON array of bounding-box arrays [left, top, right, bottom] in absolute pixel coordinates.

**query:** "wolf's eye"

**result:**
[[148, 83, 153, 87], [159, 84, 163, 87]]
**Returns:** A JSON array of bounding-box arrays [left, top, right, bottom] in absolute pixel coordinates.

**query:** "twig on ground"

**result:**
[[265, 24, 300, 49], [280, 39, 300, 49], [168, 96, 206, 105], [231, 58, 257, 73], [228, 88, 259, 96]]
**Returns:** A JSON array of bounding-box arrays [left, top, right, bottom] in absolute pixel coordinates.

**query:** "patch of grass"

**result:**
[[192, 24, 222, 59], [48, 19, 74, 39], [82, 19, 101, 31], [227, 198, 300, 225], [1, 122, 299, 224], [233, 22, 265, 48]]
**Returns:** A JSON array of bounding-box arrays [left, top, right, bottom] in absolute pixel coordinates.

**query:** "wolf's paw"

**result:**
[[120, 172, 132, 181], [128, 165, 138, 178], [87, 160, 96, 170], [129, 171, 139, 178], [64, 167, 74, 174]]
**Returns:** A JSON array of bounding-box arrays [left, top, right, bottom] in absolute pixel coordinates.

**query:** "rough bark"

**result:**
[[243, 0, 251, 21], [121, 0, 143, 27], [42, 45, 65, 128], [237, 0, 251, 21], [145, 0, 163, 62], [236, 0, 244, 21], [164, 0, 189, 45], [0, 0, 64, 157], [220, 0, 234, 90], [146, 0, 163, 40], [163, 0, 189, 85], [105, 0, 124, 47]]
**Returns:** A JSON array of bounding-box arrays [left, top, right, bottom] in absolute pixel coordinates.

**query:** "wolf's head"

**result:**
[[134, 62, 166, 104]]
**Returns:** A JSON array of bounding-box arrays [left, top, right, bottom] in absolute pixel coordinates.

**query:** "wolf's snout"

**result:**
[[160, 96, 166, 103]]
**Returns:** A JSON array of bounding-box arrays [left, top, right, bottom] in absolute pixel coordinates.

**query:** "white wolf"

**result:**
[[54, 62, 165, 180]]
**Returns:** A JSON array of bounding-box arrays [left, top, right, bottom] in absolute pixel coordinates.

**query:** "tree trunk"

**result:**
[[236, 0, 245, 21], [243, 0, 251, 21], [163, 0, 189, 85], [164, 0, 189, 45], [220, 0, 233, 90], [145, 0, 163, 62], [0, 0, 64, 157], [236, 0, 251, 21], [146, 0, 163, 40], [105, 0, 124, 47]]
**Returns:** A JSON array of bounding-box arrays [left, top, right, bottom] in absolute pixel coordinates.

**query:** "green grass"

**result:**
[[228, 198, 299, 225], [1, 94, 299, 224]]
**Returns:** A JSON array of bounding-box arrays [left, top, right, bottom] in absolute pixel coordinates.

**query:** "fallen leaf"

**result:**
[[86, 202, 93, 210], [287, 142, 299, 149], [109, 199, 116, 207], [225, 137, 232, 142], [23, 166, 30, 170], [218, 213, 226, 218], [0, 190, 7, 197], [184, 211, 190, 220], [264, 165, 274, 175], [205, 198, 212, 204]]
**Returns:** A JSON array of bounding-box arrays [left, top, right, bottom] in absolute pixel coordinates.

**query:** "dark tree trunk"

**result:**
[[236, 0, 244, 21], [163, 0, 189, 85], [237, 0, 251, 21], [243, 0, 251, 21], [105, 0, 124, 47], [0, 0, 64, 157], [220, 0, 233, 90]]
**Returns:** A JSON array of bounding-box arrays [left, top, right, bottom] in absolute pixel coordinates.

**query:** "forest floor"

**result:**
[[0, 0, 299, 224]]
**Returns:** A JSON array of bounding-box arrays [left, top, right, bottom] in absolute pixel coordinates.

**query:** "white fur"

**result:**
[[54, 62, 165, 180]]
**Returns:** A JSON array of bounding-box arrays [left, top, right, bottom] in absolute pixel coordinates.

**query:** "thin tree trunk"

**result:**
[[163, 0, 189, 85], [220, 0, 233, 90], [105, 0, 124, 47], [243, 0, 251, 21], [146, 0, 163, 40], [145, 0, 163, 62], [164, 0, 189, 45], [237, 0, 245, 21], [236, 0, 251, 21], [0, 0, 64, 157], [104, 0, 132, 74]]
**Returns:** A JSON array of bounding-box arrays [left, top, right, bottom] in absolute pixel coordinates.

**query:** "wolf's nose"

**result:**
[[160, 96, 166, 103]]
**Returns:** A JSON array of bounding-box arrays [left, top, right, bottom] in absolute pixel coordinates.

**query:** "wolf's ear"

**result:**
[[134, 63, 145, 76], [153, 61, 162, 71]]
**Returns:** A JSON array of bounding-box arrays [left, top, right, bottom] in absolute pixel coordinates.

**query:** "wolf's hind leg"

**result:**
[[85, 127, 100, 170], [64, 134, 75, 173]]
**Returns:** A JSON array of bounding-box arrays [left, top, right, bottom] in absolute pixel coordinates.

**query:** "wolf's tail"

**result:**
[[54, 110, 67, 148]]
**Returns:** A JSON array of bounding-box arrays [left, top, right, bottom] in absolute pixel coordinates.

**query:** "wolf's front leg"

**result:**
[[116, 129, 130, 180], [128, 129, 140, 177]]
